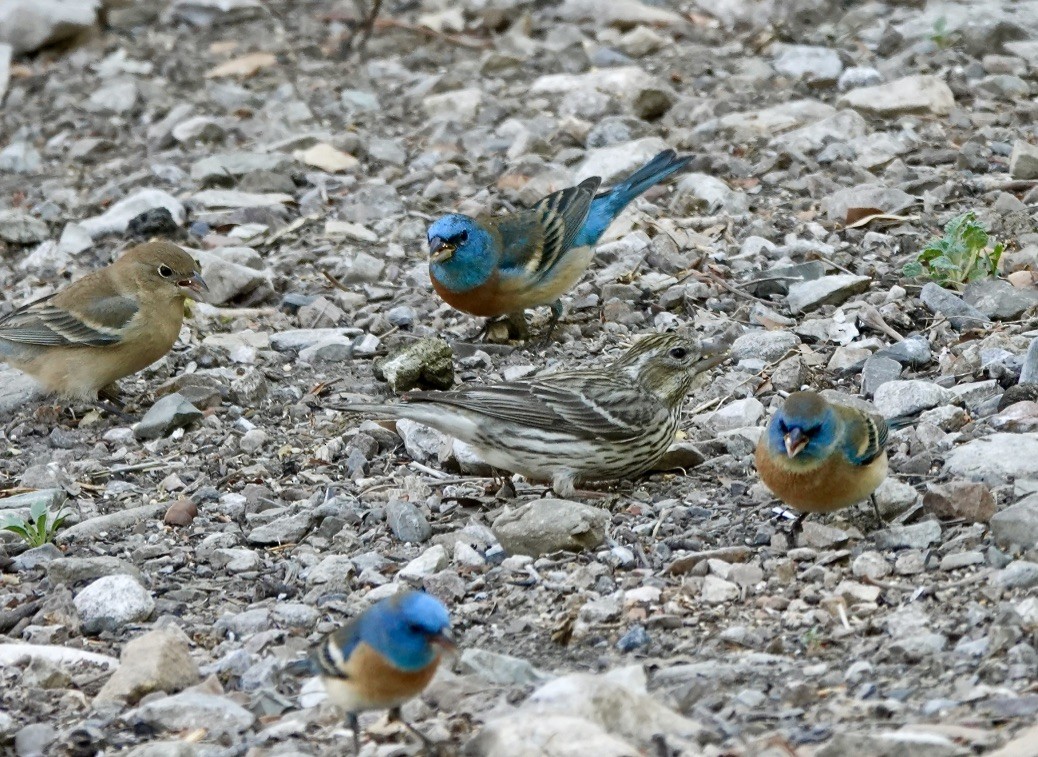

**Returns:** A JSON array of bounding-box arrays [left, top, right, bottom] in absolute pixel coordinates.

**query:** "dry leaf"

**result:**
[[294, 143, 359, 173], [844, 206, 885, 226], [1008, 270, 1038, 288], [844, 211, 918, 229], [205, 52, 277, 79]]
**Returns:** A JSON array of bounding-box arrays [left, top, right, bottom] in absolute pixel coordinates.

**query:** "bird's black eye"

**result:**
[[158, 264, 174, 278], [457, 230, 468, 243], [777, 420, 788, 433], [669, 347, 688, 360]]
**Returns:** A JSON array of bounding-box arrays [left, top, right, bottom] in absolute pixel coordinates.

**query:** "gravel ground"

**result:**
[[1, 0, 1038, 755]]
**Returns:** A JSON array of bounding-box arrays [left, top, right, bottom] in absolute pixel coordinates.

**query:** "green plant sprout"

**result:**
[[0, 498, 70, 547], [903, 211, 1004, 289]]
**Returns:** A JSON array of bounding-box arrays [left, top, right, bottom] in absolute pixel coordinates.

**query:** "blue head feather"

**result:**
[[359, 591, 451, 672], [427, 214, 499, 293], [767, 392, 839, 462]]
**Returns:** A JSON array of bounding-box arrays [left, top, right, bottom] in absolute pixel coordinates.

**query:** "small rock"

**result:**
[[873, 520, 942, 550], [944, 434, 1038, 485], [989, 494, 1038, 550], [134, 394, 204, 441], [246, 511, 314, 545], [786, 275, 871, 313], [163, 498, 198, 527], [861, 355, 902, 396], [1009, 140, 1038, 180], [874, 380, 953, 418], [73, 575, 155, 634], [997, 561, 1038, 589], [731, 330, 799, 363], [459, 648, 549, 686], [0, 210, 49, 244], [923, 482, 996, 523], [78, 189, 185, 239], [493, 499, 609, 556], [398, 545, 449, 579], [772, 44, 843, 82], [127, 691, 255, 739], [95, 627, 200, 704], [385, 500, 432, 543], [837, 74, 955, 116], [374, 338, 455, 392], [700, 575, 740, 604], [920, 283, 991, 330]]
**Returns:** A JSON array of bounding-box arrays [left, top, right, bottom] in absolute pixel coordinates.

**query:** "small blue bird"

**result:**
[[307, 590, 455, 754], [427, 150, 691, 336], [755, 391, 890, 529]]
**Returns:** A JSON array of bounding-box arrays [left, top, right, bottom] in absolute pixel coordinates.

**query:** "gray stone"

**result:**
[[374, 338, 455, 392], [816, 730, 968, 757], [193, 248, 271, 305], [298, 336, 353, 364], [575, 137, 670, 184], [787, 274, 871, 312], [873, 380, 954, 418], [0, 141, 42, 173], [467, 715, 637, 757], [13, 722, 58, 757], [87, 78, 138, 113], [770, 111, 868, 154], [398, 545, 449, 579], [838, 74, 955, 116], [920, 283, 991, 330], [675, 173, 748, 215], [73, 575, 155, 634], [945, 434, 1038, 485], [0, 210, 49, 244], [0, 366, 40, 415], [1021, 339, 1038, 385], [270, 328, 359, 352], [862, 355, 902, 396], [46, 556, 141, 585], [990, 494, 1038, 550], [772, 44, 843, 82], [963, 279, 1038, 321], [127, 691, 255, 739], [459, 648, 550, 686], [838, 66, 882, 91], [997, 561, 1038, 589], [0, 1, 98, 56], [706, 397, 764, 432], [134, 394, 204, 441], [56, 505, 165, 544], [493, 499, 609, 556], [873, 520, 942, 550], [875, 336, 932, 367], [246, 510, 315, 545], [823, 185, 916, 224], [385, 500, 432, 543], [190, 152, 289, 184], [78, 189, 185, 239], [1010, 140, 1038, 180], [95, 627, 200, 704], [731, 330, 800, 363]]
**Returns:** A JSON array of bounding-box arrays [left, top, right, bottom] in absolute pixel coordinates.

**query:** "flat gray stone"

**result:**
[[838, 74, 955, 116], [134, 394, 204, 441], [990, 494, 1038, 550], [493, 499, 609, 556], [873, 380, 954, 418], [1010, 139, 1038, 180], [944, 434, 1038, 485], [787, 274, 871, 312], [920, 283, 991, 330]]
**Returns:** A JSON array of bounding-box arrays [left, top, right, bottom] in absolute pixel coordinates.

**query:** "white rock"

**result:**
[[873, 380, 954, 418], [77, 189, 185, 239], [398, 545, 448, 579], [838, 74, 955, 116], [73, 575, 155, 633], [945, 435, 1038, 486], [423, 88, 483, 122], [0, 0, 99, 56]]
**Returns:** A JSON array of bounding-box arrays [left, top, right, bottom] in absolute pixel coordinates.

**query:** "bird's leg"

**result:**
[[97, 383, 125, 409], [785, 512, 807, 544], [531, 301, 564, 348], [387, 706, 440, 755], [870, 494, 885, 524], [347, 712, 361, 755]]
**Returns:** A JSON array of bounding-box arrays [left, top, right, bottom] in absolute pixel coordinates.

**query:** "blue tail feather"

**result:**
[[572, 150, 691, 248]]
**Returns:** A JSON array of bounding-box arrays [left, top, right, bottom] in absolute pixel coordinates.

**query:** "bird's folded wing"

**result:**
[[0, 294, 137, 347], [406, 373, 663, 442], [311, 616, 363, 679], [837, 406, 888, 466], [494, 177, 601, 281]]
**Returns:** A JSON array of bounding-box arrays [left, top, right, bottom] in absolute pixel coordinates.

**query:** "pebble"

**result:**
[[873, 379, 954, 418], [989, 494, 1038, 550], [134, 394, 204, 441], [493, 499, 609, 556], [73, 575, 155, 634], [95, 627, 200, 704]]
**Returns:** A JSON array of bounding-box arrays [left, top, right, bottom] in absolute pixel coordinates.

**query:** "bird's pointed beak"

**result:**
[[431, 628, 456, 653], [694, 339, 730, 372], [428, 237, 454, 263], [179, 272, 209, 298], [784, 427, 808, 458]]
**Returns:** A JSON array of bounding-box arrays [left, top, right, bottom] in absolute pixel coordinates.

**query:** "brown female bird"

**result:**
[[0, 241, 207, 401]]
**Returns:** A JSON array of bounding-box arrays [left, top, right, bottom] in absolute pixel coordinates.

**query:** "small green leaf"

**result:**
[[903, 262, 924, 278]]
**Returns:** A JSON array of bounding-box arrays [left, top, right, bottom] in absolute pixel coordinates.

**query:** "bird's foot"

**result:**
[[531, 301, 564, 349], [869, 495, 887, 526], [388, 708, 443, 755]]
